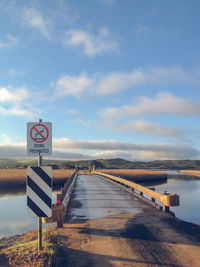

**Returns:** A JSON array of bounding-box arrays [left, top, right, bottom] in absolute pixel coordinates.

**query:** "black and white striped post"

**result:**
[[27, 119, 52, 250], [27, 165, 52, 249]]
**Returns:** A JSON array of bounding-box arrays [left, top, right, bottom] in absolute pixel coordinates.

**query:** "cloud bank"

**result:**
[[0, 136, 197, 161]]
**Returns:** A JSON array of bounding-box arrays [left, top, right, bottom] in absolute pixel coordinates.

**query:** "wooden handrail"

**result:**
[[93, 171, 179, 208]]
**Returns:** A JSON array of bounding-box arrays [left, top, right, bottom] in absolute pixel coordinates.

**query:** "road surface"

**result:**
[[53, 174, 200, 267], [66, 174, 145, 222]]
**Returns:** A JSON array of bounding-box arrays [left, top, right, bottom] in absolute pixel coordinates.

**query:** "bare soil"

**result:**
[[55, 208, 200, 267]]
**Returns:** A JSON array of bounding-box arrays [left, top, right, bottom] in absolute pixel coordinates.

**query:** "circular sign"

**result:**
[[30, 123, 49, 143]]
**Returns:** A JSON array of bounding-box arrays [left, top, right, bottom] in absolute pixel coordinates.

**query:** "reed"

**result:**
[[180, 170, 200, 178], [0, 169, 75, 188]]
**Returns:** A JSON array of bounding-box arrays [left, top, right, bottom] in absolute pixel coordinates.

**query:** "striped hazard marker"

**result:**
[[27, 166, 52, 218]]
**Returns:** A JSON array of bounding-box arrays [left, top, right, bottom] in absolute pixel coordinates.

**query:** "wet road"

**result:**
[[66, 174, 146, 222]]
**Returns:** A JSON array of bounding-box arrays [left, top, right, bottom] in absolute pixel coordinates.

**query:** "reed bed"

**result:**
[[96, 169, 167, 182], [0, 169, 75, 188], [180, 170, 200, 178]]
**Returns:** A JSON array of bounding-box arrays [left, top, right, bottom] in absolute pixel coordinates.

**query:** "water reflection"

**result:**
[[146, 176, 200, 224], [0, 187, 25, 197], [0, 187, 61, 238], [139, 179, 167, 187]]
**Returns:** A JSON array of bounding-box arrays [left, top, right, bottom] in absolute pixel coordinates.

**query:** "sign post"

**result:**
[[38, 122, 42, 251], [27, 119, 52, 250]]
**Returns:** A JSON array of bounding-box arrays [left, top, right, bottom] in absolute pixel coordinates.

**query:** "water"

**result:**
[[0, 173, 200, 238], [148, 173, 200, 224], [0, 189, 59, 238]]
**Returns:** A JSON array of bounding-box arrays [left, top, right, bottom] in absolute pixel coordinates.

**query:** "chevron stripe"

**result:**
[[27, 196, 49, 217], [31, 167, 52, 187], [27, 167, 51, 197], [27, 186, 52, 217], [27, 177, 51, 208], [26, 166, 52, 218]]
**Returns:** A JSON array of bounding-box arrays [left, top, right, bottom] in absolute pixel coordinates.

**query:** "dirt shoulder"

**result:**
[[57, 208, 200, 267], [0, 228, 53, 266], [1, 207, 200, 267]]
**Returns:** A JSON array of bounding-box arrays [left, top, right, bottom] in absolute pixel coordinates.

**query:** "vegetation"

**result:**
[[1, 158, 200, 170], [180, 170, 200, 178], [0, 169, 74, 189], [0, 227, 67, 266]]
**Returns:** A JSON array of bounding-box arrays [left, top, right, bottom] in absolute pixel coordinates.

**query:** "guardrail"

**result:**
[[42, 171, 78, 227], [93, 171, 179, 212]]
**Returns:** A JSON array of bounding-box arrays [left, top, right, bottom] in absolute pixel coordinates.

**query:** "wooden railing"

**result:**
[[93, 171, 179, 212]]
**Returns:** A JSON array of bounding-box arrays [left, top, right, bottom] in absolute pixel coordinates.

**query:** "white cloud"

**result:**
[[101, 120, 186, 140], [0, 1, 79, 41], [52, 149, 90, 160], [21, 7, 51, 40], [0, 106, 33, 117], [0, 87, 34, 118], [100, 92, 200, 118], [54, 73, 93, 97], [62, 27, 119, 56], [96, 66, 197, 95], [0, 87, 29, 103], [91, 144, 199, 161], [92, 150, 191, 161], [53, 66, 200, 98], [0, 34, 18, 49]]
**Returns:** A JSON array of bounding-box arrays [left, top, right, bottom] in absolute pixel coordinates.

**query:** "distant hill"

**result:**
[[0, 158, 200, 170]]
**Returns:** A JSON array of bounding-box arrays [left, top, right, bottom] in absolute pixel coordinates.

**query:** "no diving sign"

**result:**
[[27, 122, 52, 156]]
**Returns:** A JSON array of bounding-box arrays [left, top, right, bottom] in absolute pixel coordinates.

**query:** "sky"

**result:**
[[0, 0, 200, 161]]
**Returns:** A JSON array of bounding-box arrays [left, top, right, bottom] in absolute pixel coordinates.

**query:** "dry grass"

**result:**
[[0, 169, 75, 188], [97, 169, 167, 182], [180, 170, 200, 178], [52, 169, 74, 178]]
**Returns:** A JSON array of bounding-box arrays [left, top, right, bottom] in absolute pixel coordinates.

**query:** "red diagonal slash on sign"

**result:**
[[33, 126, 46, 140], [30, 124, 49, 143]]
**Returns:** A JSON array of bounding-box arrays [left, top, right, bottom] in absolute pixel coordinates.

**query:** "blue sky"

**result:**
[[0, 0, 200, 161]]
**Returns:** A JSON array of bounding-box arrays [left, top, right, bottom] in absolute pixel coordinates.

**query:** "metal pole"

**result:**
[[38, 118, 42, 250]]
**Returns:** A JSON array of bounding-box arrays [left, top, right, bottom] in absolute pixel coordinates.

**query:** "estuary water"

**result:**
[[152, 172, 200, 224], [0, 190, 58, 238]]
